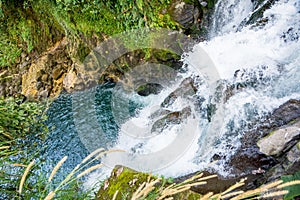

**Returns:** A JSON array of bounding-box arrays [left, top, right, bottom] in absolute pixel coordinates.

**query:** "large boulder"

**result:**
[[224, 99, 300, 185], [257, 120, 300, 156], [21, 38, 71, 99]]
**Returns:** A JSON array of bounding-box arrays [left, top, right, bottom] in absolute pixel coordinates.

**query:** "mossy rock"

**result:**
[[96, 166, 201, 200], [96, 166, 150, 200]]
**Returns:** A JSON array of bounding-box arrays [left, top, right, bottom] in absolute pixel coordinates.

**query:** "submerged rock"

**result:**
[[151, 107, 192, 133], [161, 77, 198, 107]]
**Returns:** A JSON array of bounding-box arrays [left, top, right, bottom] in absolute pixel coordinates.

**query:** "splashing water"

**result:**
[[39, 0, 300, 190]]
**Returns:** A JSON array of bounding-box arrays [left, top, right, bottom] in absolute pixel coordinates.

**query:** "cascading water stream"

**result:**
[[37, 0, 300, 190]]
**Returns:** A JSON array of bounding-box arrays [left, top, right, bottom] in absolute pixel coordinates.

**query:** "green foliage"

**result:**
[[0, 97, 47, 147], [0, 0, 2, 18], [0, 97, 96, 199], [0, 0, 179, 68], [281, 171, 300, 200], [52, 0, 179, 36], [0, 0, 64, 68], [0, 37, 22, 68], [0, 97, 49, 198]]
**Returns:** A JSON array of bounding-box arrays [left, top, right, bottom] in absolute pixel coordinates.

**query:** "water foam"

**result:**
[[84, 0, 300, 189]]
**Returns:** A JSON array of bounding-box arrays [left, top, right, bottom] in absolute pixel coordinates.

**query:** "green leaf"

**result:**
[[136, 0, 143, 11], [281, 171, 300, 200]]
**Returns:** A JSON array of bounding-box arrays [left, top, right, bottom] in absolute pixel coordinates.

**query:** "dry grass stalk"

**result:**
[[230, 188, 262, 200], [132, 182, 146, 200], [48, 156, 68, 182], [200, 192, 214, 200], [197, 174, 218, 182], [159, 186, 190, 199], [19, 160, 35, 194], [80, 148, 104, 164], [182, 173, 203, 184], [55, 170, 75, 191], [221, 190, 244, 199], [230, 180, 284, 200], [112, 190, 119, 200], [94, 149, 125, 160], [164, 183, 176, 190], [221, 178, 246, 195], [12, 163, 27, 167], [210, 193, 221, 200], [261, 190, 289, 198], [260, 180, 283, 190], [175, 181, 207, 190], [44, 191, 55, 200], [132, 178, 161, 200], [277, 180, 300, 189], [158, 185, 194, 200], [1, 132, 13, 139], [155, 173, 213, 200], [0, 145, 10, 150], [77, 164, 103, 178]]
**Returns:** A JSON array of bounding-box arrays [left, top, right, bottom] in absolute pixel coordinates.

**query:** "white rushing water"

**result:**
[[84, 0, 300, 189]]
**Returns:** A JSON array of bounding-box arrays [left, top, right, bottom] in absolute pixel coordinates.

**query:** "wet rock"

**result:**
[[271, 99, 300, 126], [199, 1, 207, 7], [38, 89, 49, 99], [22, 38, 73, 98], [287, 142, 300, 163], [63, 68, 77, 93], [228, 146, 277, 176], [262, 142, 300, 183], [150, 109, 172, 119], [226, 99, 300, 184], [151, 107, 191, 133], [36, 81, 43, 90], [135, 83, 163, 96], [239, 0, 276, 28], [169, 0, 201, 30], [257, 120, 300, 156], [161, 77, 197, 107]]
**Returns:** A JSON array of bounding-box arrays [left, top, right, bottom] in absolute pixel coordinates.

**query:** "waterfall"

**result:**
[[210, 0, 255, 36], [37, 0, 300, 190], [95, 0, 299, 182]]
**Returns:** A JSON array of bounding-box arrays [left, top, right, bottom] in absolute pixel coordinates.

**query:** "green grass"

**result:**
[[0, 97, 49, 198]]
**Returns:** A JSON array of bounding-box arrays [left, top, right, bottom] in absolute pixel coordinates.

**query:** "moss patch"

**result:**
[[96, 166, 150, 199]]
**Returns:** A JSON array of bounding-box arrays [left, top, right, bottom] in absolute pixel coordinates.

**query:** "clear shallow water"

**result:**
[[39, 0, 300, 189]]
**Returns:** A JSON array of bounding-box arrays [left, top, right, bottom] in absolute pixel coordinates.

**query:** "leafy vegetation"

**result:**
[[0, 97, 48, 198], [281, 171, 300, 200], [0, 97, 48, 152], [53, 0, 178, 34], [94, 164, 300, 200], [0, 0, 180, 68]]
